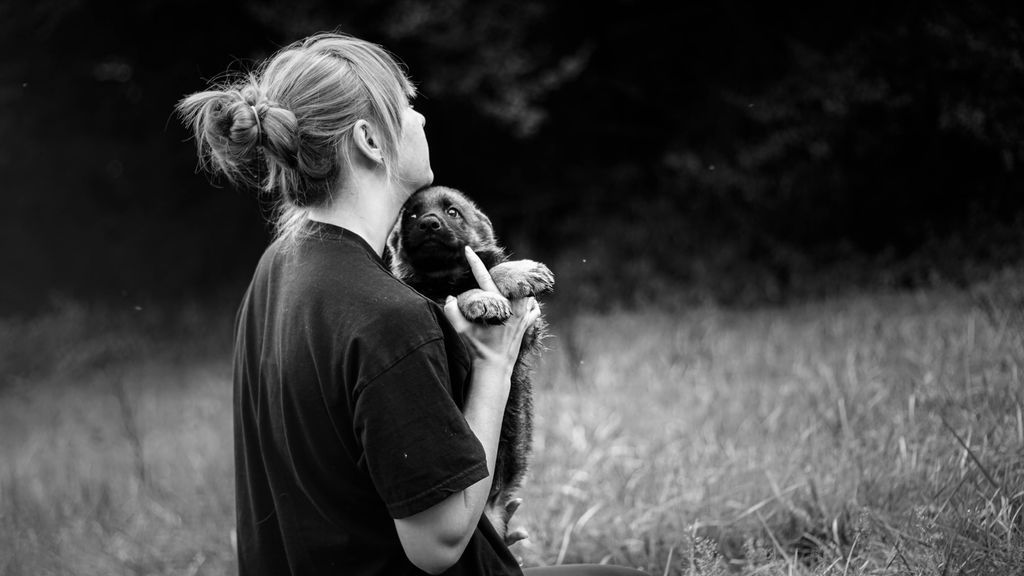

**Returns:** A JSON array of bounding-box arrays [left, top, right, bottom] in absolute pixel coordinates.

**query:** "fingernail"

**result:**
[[445, 295, 455, 304]]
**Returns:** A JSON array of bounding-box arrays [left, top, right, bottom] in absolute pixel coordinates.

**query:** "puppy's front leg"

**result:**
[[489, 260, 555, 300]]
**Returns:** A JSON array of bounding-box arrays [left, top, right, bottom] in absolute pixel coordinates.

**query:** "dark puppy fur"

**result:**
[[388, 185, 554, 544]]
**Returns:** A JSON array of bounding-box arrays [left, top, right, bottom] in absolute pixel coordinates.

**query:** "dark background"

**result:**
[[3, 1, 1023, 315]]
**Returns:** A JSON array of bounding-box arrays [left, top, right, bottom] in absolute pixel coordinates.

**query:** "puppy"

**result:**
[[388, 185, 554, 544]]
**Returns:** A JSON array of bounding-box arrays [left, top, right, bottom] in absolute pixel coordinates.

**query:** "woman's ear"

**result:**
[[351, 119, 385, 165]]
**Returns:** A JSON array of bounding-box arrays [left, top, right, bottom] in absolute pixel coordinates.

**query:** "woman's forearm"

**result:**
[[464, 360, 513, 478], [393, 360, 512, 574]]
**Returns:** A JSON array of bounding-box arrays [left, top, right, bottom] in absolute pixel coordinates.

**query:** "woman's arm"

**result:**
[[393, 358, 515, 573], [394, 248, 540, 574]]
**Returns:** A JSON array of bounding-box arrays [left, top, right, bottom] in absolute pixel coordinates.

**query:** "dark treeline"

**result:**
[[3, 1, 1023, 313]]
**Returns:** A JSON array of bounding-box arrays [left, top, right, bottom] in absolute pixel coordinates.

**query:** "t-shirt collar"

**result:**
[[301, 219, 384, 264]]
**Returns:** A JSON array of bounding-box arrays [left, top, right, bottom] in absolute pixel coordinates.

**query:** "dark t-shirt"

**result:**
[[232, 220, 523, 576]]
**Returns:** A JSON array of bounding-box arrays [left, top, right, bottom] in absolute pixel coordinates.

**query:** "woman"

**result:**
[[179, 32, 648, 576]]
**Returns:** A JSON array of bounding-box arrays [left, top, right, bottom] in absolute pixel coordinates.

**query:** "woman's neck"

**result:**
[[307, 174, 407, 257]]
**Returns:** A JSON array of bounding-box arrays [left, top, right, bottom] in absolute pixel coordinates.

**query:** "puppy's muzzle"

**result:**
[[417, 213, 443, 232], [405, 214, 458, 254]]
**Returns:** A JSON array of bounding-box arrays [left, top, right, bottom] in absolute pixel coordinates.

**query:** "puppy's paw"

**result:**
[[491, 260, 555, 299], [458, 289, 512, 324]]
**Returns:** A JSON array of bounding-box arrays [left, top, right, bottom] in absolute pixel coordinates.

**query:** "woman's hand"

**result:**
[[443, 247, 540, 378]]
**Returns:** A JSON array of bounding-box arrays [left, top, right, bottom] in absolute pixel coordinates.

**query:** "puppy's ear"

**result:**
[[386, 211, 404, 268], [473, 206, 497, 245]]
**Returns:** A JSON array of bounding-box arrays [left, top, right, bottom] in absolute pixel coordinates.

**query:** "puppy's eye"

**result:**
[[408, 213, 418, 220], [446, 207, 461, 218]]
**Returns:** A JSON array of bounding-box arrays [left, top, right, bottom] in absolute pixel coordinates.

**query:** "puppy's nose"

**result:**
[[418, 214, 442, 231]]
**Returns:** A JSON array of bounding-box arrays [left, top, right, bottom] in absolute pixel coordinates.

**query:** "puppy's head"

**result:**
[[389, 186, 497, 277]]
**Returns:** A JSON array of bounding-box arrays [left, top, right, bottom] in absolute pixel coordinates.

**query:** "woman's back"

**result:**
[[233, 219, 521, 575]]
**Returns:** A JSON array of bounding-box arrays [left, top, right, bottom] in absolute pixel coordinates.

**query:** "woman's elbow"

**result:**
[[405, 542, 464, 575], [396, 514, 473, 574]]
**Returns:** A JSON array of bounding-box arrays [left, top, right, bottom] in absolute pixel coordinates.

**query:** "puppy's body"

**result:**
[[388, 186, 553, 543]]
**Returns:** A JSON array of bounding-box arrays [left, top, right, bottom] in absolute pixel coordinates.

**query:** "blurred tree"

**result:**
[[2, 1, 1023, 312], [529, 2, 1024, 304], [246, 0, 592, 136]]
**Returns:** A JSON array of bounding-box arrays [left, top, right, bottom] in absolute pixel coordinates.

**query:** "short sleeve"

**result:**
[[352, 338, 488, 519]]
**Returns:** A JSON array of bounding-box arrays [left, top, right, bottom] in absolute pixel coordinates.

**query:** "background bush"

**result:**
[[3, 1, 1023, 313]]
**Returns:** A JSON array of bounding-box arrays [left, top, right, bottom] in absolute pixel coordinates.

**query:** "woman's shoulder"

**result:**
[[251, 232, 454, 353], [356, 281, 446, 342]]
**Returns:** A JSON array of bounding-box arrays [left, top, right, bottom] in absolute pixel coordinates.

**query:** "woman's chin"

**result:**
[[418, 169, 435, 190], [400, 172, 434, 197]]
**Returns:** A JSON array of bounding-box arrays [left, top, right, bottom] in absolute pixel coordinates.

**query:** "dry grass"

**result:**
[[2, 277, 1023, 575]]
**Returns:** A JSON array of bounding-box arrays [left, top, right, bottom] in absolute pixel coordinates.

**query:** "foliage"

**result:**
[[2, 1, 1024, 312]]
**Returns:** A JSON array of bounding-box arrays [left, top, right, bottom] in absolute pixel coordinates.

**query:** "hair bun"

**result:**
[[178, 82, 299, 190], [223, 88, 262, 148], [259, 104, 299, 169], [178, 32, 416, 214]]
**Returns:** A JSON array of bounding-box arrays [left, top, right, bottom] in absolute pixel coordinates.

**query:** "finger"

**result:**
[[464, 246, 499, 293], [504, 497, 522, 519], [525, 308, 541, 330], [443, 295, 472, 332], [508, 301, 540, 346], [512, 297, 538, 320], [505, 527, 529, 545], [523, 298, 542, 328], [509, 295, 534, 315]]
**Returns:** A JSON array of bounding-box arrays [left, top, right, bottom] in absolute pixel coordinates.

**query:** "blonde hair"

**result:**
[[177, 32, 416, 237]]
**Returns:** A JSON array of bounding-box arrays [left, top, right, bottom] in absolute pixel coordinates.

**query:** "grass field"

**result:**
[[2, 277, 1023, 575]]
